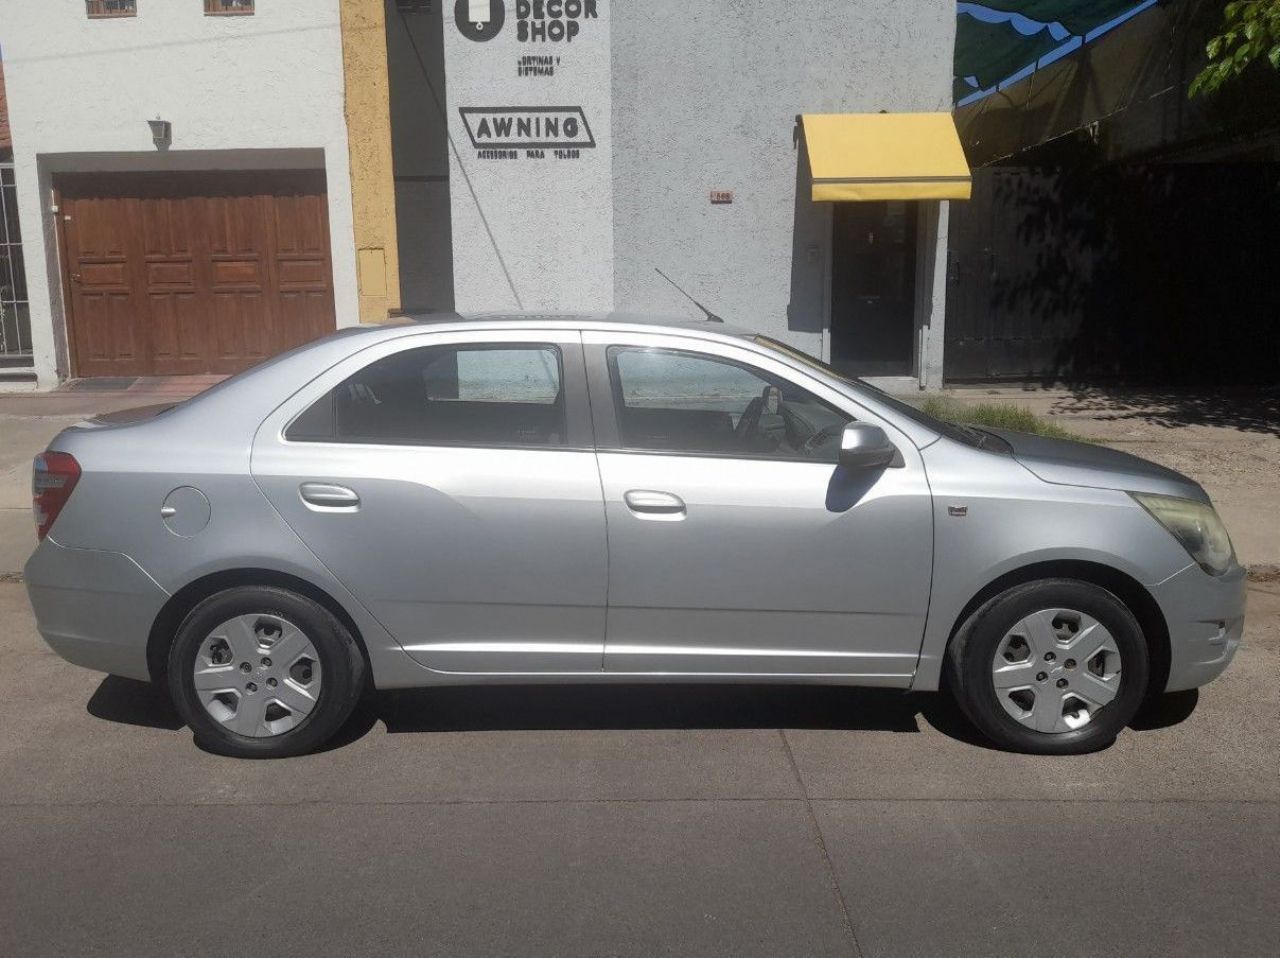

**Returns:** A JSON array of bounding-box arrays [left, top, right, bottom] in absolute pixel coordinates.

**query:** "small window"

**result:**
[[607, 347, 853, 462], [204, 0, 254, 14], [87, 0, 137, 17], [288, 343, 566, 448]]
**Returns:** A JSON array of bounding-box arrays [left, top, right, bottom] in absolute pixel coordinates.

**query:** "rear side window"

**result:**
[[287, 343, 565, 447]]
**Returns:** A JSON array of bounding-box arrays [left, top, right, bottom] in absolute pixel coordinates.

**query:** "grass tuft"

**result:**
[[919, 397, 1084, 442]]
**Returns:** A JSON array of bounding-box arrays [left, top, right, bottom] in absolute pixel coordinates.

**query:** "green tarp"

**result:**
[[955, 1, 1148, 97], [954, 15, 1064, 91], [975, 1, 1142, 36]]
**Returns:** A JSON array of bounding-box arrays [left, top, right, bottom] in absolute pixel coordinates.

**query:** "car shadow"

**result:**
[[86, 675, 185, 730], [85, 676, 1202, 754]]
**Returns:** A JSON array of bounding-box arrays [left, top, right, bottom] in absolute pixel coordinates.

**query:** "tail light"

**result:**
[[33, 452, 81, 541]]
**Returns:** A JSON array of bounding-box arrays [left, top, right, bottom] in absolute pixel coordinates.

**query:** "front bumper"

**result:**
[[1149, 562, 1247, 692], [24, 538, 169, 682]]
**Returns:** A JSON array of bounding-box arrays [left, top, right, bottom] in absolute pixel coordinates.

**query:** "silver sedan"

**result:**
[[25, 315, 1245, 757]]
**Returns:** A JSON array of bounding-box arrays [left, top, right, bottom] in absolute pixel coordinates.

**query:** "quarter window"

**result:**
[[86, 0, 137, 17], [606, 347, 853, 462], [288, 344, 566, 447]]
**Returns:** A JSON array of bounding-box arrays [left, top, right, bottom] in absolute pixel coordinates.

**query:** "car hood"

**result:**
[[981, 428, 1209, 502]]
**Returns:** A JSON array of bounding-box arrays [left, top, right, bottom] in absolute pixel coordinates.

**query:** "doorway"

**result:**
[[830, 201, 918, 377]]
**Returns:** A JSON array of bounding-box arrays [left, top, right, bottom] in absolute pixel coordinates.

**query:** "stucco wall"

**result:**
[[610, 0, 956, 364], [0, 0, 357, 386], [441, 0, 614, 313]]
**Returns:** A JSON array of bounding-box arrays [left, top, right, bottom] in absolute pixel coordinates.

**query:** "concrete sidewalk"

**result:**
[[0, 381, 1276, 573]]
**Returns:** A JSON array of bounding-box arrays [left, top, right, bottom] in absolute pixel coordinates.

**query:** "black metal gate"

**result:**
[[0, 162, 31, 368], [945, 163, 1280, 383]]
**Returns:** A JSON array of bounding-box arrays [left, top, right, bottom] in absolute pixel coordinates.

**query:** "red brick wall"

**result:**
[[0, 62, 11, 150]]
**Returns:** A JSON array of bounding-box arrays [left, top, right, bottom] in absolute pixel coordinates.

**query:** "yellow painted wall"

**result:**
[[340, 0, 401, 322]]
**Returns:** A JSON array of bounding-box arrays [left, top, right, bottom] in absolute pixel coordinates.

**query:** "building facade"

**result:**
[[387, 0, 964, 389], [2, 0, 967, 389], [1, 0, 366, 388], [946, 0, 1280, 383]]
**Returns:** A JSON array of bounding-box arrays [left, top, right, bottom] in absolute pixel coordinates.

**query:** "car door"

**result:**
[[251, 329, 608, 674], [584, 330, 933, 682]]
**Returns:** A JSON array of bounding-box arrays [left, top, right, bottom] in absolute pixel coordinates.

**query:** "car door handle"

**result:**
[[624, 490, 686, 518], [299, 482, 361, 511]]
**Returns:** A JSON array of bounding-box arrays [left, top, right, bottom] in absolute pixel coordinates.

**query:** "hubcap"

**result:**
[[991, 609, 1121, 733], [193, 614, 322, 738]]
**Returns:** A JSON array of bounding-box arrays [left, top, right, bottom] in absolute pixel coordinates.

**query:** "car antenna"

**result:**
[[655, 268, 725, 323]]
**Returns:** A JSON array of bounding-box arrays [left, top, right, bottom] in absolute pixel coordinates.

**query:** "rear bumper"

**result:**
[[24, 538, 168, 682], [1150, 563, 1247, 692]]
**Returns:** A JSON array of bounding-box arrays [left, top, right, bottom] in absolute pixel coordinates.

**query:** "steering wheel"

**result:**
[[801, 421, 846, 456]]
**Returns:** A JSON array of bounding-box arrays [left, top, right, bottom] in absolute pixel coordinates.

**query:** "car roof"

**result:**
[[369, 311, 756, 340]]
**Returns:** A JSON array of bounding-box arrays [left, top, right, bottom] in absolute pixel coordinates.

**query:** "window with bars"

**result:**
[[204, 0, 254, 13], [86, 0, 137, 17], [0, 166, 31, 361]]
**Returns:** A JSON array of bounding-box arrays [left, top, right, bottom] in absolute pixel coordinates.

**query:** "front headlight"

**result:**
[[1131, 493, 1236, 576]]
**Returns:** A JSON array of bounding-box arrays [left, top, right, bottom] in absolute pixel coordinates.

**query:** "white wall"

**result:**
[[0, 0, 357, 387], [611, 0, 957, 385], [442, 0, 614, 314]]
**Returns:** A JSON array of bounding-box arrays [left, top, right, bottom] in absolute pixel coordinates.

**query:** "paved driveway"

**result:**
[[1, 580, 1277, 957]]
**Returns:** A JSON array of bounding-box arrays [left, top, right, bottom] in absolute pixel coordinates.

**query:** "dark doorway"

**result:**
[[830, 201, 918, 377]]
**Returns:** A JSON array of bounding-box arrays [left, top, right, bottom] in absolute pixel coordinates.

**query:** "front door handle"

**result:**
[[624, 489, 686, 518], [299, 482, 361, 512]]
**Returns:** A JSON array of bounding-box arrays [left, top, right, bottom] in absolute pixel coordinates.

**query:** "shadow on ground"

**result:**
[[85, 676, 1202, 754], [1047, 388, 1280, 436]]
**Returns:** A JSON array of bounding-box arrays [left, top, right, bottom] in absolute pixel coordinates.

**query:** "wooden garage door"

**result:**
[[58, 171, 336, 378]]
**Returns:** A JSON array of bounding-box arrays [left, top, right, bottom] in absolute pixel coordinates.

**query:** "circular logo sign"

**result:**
[[455, 0, 505, 42]]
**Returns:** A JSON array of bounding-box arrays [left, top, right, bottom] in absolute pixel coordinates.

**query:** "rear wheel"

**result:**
[[168, 586, 365, 758], [946, 579, 1149, 754]]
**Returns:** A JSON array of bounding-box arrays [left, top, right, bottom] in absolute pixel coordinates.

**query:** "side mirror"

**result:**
[[838, 423, 897, 470]]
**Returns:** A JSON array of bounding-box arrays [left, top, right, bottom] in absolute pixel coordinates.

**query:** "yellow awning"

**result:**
[[801, 113, 972, 202]]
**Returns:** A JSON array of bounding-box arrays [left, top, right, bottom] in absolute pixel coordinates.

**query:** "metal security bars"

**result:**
[[86, 0, 137, 17], [0, 164, 31, 364]]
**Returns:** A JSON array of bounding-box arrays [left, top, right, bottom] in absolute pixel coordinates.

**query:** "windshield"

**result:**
[[751, 335, 991, 448]]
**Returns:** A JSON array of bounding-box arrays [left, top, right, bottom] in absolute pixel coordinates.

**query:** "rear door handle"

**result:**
[[624, 489, 686, 518], [299, 482, 361, 512]]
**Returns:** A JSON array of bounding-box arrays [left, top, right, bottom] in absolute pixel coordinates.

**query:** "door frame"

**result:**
[[251, 325, 606, 676], [580, 327, 931, 682]]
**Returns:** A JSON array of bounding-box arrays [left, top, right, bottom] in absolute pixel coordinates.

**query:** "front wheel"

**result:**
[[168, 586, 365, 758], [946, 579, 1150, 754]]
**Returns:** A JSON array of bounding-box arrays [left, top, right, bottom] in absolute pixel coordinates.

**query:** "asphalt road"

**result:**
[[1, 580, 1277, 958]]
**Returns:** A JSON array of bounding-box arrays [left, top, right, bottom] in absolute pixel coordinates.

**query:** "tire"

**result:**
[[946, 579, 1150, 755], [168, 586, 365, 758]]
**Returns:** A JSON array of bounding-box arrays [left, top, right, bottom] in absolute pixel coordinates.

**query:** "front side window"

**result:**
[[289, 343, 565, 447], [607, 347, 853, 461]]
